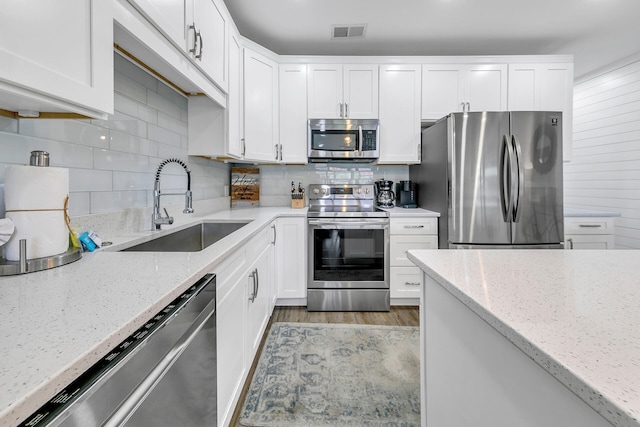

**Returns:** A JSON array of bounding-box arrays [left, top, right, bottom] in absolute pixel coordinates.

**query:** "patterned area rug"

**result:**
[[239, 322, 420, 426]]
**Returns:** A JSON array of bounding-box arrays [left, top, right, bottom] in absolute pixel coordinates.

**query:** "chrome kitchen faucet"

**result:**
[[152, 158, 194, 230]]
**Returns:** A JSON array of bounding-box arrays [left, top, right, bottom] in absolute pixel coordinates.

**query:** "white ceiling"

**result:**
[[222, 0, 640, 79]]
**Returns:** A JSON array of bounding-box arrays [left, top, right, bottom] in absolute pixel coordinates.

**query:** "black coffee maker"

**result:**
[[396, 180, 418, 208]]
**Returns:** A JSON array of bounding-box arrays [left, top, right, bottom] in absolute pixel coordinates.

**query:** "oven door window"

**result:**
[[311, 130, 359, 152], [313, 228, 384, 281]]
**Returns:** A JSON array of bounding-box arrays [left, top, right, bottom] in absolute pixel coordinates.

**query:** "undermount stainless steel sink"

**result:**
[[121, 221, 252, 252]]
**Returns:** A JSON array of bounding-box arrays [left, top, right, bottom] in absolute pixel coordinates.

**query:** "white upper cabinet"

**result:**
[[378, 65, 422, 164], [422, 63, 507, 120], [308, 64, 378, 119], [227, 27, 243, 158], [0, 0, 113, 119], [243, 48, 279, 162], [278, 64, 308, 164], [128, 0, 228, 92], [508, 62, 574, 161]]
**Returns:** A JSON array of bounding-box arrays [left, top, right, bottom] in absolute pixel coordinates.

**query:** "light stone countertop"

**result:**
[[376, 207, 440, 217], [564, 207, 621, 217], [0, 207, 307, 427], [407, 249, 640, 427]]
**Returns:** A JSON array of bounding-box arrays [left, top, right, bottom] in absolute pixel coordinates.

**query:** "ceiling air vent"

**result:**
[[332, 25, 367, 39]]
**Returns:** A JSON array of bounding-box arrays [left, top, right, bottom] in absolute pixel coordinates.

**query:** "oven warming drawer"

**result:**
[[308, 289, 390, 312]]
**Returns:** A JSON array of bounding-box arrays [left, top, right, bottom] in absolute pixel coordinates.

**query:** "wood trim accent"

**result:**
[[113, 43, 205, 97], [0, 108, 16, 118], [0, 108, 90, 120]]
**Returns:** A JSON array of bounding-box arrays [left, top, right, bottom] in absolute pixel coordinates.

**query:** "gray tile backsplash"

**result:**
[[0, 53, 230, 222]]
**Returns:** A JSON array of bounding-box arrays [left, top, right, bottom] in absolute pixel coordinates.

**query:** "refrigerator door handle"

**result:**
[[500, 134, 513, 222], [511, 134, 525, 222]]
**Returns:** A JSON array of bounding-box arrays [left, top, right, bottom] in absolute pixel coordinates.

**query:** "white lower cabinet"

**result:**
[[215, 224, 275, 427], [564, 217, 615, 249], [274, 217, 307, 304], [389, 217, 438, 303]]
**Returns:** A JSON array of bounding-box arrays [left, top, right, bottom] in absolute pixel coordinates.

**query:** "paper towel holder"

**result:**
[[30, 150, 50, 167], [0, 239, 82, 276]]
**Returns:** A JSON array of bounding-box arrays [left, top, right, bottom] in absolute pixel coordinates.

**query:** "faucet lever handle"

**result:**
[[163, 208, 174, 224]]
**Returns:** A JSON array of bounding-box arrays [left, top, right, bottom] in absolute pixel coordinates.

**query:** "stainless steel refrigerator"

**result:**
[[410, 111, 564, 249]]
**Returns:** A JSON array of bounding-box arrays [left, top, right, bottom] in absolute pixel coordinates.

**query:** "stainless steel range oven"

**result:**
[[307, 184, 390, 311]]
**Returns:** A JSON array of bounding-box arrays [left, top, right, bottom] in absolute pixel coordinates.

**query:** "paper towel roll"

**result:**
[[4, 165, 69, 211], [4, 211, 69, 260]]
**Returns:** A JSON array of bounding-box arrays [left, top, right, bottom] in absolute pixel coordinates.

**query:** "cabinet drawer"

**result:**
[[214, 248, 247, 303], [390, 217, 437, 235], [390, 267, 423, 299], [564, 217, 614, 235], [390, 235, 438, 267], [565, 234, 614, 250]]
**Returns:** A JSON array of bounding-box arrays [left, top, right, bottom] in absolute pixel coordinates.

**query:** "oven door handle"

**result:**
[[308, 219, 389, 228]]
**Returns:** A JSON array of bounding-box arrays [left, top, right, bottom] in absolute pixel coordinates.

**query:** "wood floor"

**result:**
[[229, 305, 420, 427]]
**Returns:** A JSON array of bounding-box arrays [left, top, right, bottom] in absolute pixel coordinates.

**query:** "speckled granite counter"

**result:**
[[564, 207, 621, 217], [408, 249, 640, 426], [0, 207, 306, 427], [376, 207, 440, 217]]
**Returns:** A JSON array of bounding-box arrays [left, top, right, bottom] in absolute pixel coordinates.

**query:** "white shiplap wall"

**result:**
[[565, 59, 640, 249]]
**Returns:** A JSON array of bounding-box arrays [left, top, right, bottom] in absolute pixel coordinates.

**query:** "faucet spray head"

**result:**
[[184, 190, 194, 214]]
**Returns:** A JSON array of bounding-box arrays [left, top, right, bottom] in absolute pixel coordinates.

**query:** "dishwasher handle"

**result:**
[[104, 277, 216, 427]]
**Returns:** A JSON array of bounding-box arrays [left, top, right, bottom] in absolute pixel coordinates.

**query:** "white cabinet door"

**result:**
[[343, 64, 379, 119], [378, 65, 422, 164], [244, 48, 279, 162], [0, 0, 113, 118], [422, 63, 507, 120], [465, 64, 508, 112], [422, 64, 465, 120], [279, 65, 308, 163], [390, 266, 423, 299], [191, 0, 227, 92], [227, 28, 243, 158], [128, 0, 188, 50], [508, 63, 574, 162], [274, 217, 307, 301], [245, 244, 273, 361], [216, 254, 247, 427], [307, 64, 343, 118], [307, 64, 378, 119]]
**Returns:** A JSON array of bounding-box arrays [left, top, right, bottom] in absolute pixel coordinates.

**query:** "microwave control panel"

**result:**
[[361, 130, 377, 151]]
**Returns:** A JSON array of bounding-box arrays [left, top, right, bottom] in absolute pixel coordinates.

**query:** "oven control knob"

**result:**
[[357, 188, 362, 194], [364, 188, 370, 194], [313, 188, 320, 194], [322, 189, 328, 195]]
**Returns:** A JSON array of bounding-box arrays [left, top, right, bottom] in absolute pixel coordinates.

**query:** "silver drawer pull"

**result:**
[[404, 225, 425, 228], [579, 224, 602, 228], [405, 282, 421, 286]]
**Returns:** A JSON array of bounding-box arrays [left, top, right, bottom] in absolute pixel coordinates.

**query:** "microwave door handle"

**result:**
[[358, 125, 363, 156]]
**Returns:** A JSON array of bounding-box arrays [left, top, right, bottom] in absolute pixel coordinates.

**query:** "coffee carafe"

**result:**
[[374, 179, 395, 208]]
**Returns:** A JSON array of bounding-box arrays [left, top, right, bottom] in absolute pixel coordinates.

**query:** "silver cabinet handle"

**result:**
[[271, 224, 277, 245], [196, 30, 203, 60], [254, 268, 259, 300], [274, 144, 279, 160], [579, 224, 602, 228], [104, 289, 216, 427], [248, 270, 256, 302], [241, 138, 246, 157], [466, 101, 470, 111], [279, 144, 283, 161], [567, 238, 574, 249], [405, 282, 421, 286], [345, 102, 348, 118], [460, 102, 466, 112], [404, 225, 425, 229], [188, 23, 198, 56]]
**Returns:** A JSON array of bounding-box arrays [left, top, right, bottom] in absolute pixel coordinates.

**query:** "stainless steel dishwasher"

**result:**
[[19, 274, 217, 427]]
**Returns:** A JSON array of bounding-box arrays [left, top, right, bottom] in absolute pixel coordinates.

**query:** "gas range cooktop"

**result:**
[[306, 184, 390, 218]]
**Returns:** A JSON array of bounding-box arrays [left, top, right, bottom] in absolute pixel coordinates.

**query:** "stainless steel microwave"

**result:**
[[308, 119, 380, 162]]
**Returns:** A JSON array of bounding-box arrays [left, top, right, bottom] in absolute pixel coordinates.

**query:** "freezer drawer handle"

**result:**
[[579, 224, 602, 228], [103, 281, 216, 427]]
